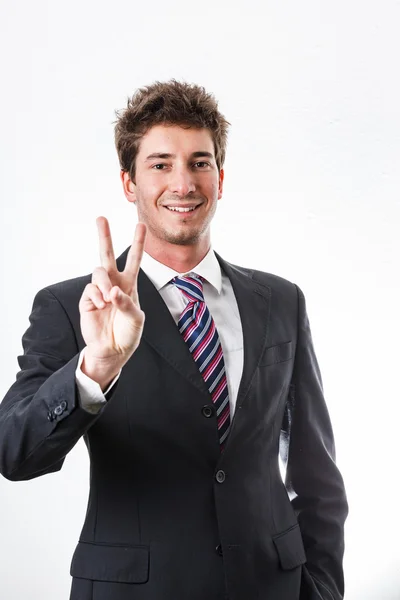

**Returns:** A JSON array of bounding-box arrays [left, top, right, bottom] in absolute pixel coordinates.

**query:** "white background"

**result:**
[[0, 1, 399, 598]]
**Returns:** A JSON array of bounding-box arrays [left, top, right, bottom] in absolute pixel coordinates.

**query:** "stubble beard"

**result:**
[[135, 196, 217, 247], [151, 216, 206, 247]]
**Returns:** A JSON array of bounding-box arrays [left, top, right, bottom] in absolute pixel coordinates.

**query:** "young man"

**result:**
[[0, 80, 348, 600]]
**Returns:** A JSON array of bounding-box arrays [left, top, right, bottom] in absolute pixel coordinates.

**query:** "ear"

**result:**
[[120, 170, 137, 204], [218, 168, 224, 200]]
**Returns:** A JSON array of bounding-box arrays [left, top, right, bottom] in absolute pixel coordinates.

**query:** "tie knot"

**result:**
[[171, 273, 205, 303]]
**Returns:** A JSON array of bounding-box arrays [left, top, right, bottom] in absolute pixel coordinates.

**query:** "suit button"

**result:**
[[54, 401, 67, 416], [216, 544, 223, 557], [215, 470, 226, 483], [202, 405, 214, 418]]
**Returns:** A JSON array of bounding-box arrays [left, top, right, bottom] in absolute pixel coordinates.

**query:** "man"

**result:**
[[0, 80, 348, 600]]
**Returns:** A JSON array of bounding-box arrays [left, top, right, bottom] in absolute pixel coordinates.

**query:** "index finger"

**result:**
[[124, 222, 147, 279], [96, 216, 116, 272]]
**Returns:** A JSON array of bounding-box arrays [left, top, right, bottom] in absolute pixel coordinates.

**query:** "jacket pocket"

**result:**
[[70, 541, 149, 583], [272, 523, 307, 570], [259, 340, 293, 367]]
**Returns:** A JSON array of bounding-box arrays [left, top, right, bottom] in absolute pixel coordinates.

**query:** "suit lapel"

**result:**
[[116, 247, 272, 409], [214, 252, 271, 410]]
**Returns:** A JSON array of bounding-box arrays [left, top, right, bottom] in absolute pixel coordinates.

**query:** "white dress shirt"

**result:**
[[76, 247, 244, 415]]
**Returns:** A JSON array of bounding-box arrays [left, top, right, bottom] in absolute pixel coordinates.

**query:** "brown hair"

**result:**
[[114, 79, 230, 180]]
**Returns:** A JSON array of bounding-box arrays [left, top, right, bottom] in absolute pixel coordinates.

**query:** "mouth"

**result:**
[[163, 204, 202, 216]]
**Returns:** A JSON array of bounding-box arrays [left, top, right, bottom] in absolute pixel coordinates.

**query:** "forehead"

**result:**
[[137, 124, 215, 157]]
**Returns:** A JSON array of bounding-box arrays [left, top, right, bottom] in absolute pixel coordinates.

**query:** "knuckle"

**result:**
[[92, 266, 105, 278], [85, 283, 101, 299], [92, 267, 112, 286], [84, 283, 95, 294], [103, 249, 114, 260]]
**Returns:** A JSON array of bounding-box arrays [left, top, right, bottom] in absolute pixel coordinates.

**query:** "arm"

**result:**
[[0, 218, 146, 482], [285, 285, 348, 600], [0, 287, 117, 481]]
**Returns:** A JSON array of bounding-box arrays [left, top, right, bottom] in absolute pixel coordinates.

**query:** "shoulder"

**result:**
[[39, 245, 131, 305], [41, 272, 92, 306], [221, 256, 301, 296], [30, 273, 92, 340], [217, 254, 305, 318]]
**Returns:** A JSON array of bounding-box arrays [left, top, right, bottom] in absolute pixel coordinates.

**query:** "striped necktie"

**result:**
[[171, 274, 231, 450]]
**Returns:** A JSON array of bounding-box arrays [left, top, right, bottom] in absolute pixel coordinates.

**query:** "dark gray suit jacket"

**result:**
[[0, 248, 348, 600]]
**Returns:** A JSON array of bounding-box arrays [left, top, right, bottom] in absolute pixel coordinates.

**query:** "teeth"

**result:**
[[167, 206, 196, 212]]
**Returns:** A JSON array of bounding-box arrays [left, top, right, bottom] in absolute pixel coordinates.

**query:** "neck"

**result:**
[[143, 237, 211, 273]]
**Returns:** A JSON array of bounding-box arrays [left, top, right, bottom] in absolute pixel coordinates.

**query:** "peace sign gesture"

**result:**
[[79, 217, 147, 389]]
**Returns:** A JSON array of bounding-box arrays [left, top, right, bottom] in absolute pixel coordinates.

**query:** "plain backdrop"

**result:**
[[0, 1, 399, 599]]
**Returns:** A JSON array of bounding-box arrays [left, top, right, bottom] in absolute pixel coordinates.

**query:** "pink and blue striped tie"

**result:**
[[171, 274, 231, 450]]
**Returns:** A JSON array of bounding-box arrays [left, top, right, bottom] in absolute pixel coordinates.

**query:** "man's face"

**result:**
[[122, 124, 224, 247]]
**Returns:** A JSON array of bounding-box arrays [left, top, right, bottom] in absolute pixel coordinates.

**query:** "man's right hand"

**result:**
[[78, 217, 147, 390]]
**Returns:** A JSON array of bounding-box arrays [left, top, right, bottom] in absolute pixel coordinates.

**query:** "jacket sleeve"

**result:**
[[75, 348, 121, 414], [0, 286, 115, 481], [285, 284, 348, 600]]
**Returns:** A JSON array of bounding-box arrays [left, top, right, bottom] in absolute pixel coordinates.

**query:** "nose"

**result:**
[[168, 167, 196, 197]]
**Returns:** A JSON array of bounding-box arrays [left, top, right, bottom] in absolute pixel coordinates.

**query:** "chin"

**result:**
[[163, 230, 202, 246], [166, 236, 200, 247]]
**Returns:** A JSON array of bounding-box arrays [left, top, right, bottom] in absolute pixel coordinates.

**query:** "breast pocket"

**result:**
[[259, 341, 293, 367]]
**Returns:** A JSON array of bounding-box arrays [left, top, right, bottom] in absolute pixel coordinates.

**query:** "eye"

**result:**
[[194, 161, 210, 168], [152, 163, 168, 170]]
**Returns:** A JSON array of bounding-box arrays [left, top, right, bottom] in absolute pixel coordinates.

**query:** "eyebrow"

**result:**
[[144, 151, 214, 161]]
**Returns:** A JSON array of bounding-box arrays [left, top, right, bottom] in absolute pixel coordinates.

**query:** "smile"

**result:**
[[164, 205, 201, 214]]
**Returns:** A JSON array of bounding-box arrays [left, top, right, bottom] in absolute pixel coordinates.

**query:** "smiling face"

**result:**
[[121, 124, 224, 255]]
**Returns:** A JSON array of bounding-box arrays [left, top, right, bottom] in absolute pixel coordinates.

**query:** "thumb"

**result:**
[[110, 286, 133, 312]]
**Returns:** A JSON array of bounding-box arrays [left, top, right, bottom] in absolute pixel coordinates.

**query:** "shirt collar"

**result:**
[[140, 246, 222, 294]]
